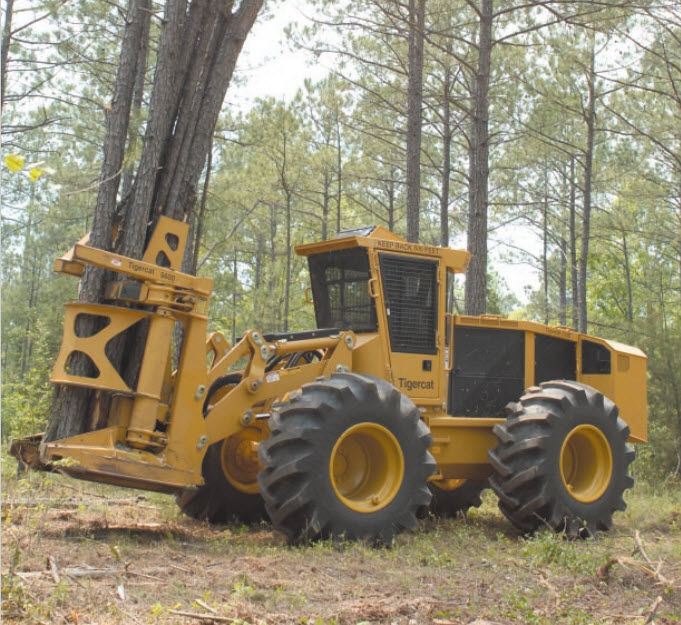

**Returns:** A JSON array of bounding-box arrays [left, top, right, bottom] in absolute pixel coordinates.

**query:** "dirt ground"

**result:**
[[2, 465, 680, 625]]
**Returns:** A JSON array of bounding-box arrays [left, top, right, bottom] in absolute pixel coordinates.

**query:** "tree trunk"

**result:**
[[336, 118, 343, 236], [406, 0, 425, 243], [268, 204, 278, 330], [1, 0, 13, 112], [120, 0, 263, 260], [677, 201, 681, 309], [118, 0, 193, 259], [121, 0, 152, 199], [322, 170, 330, 241], [621, 229, 633, 325], [87, 0, 152, 297], [569, 154, 578, 329], [542, 169, 549, 325], [388, 171, 396, 232], [284, 191, 292, 333], [46, 0, 264, 442], [20, 216, 38, 376], [558, 206, 567, 327], [578, 41, 596, 334], [46, 0, 152, 443], [440, 68, 451, 248], [232, 253, 238, 345], [465, 0, 493, 316], [191, 143, 213, 274]]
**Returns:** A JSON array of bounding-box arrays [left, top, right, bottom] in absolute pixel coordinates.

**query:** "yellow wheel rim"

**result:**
[[220, 427, 264, 494], [560, 425, 613, 503], [330, 423, 404, 513]]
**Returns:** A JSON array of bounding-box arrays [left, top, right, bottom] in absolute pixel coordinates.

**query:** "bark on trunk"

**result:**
[[86, 0, 152, 297], [336, 118, 342, 236], [284, 195, 292, 332], [1, 0, 13, 112], [46, 0, 264, 442], [677, 200, 681, 309], [440, 68, 451, 248], [406, 0, 425, 243], [622, 230, 633, 325], [578, 42, 596, 334], [321, 170, 329, 241], [268, 204, 278, 330], [542, 170, 549, 325], [46, 0, 152, 442], [191, 143, 213, 275], [464, 0, 493, 316], [232, 253, 238, 345], [121, 0, 152, 199], [118, 0, 193, 259], [121, 0, 263, 260], [569, 154, 578, 329], [388, 171, 396, 232], [558, 205, 567, 327]]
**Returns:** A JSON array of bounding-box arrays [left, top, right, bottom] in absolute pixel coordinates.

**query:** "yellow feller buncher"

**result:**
[[12, 218, 648, 542]]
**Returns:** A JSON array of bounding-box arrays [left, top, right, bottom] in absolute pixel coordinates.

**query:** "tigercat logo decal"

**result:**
[[398, 378, 434, 392]]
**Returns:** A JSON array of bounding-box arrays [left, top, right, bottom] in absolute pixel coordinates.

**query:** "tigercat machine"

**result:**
[[12, 218, 647, 542]]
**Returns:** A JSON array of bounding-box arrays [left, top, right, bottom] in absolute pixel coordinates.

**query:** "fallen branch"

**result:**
[[62, 566, 125, 579], [598, 556, 669, 584], [597, 556, 619, 580], [73, 520, 197, 537], [169, 562, 192, 573], [598, 532, 674, 587], [15, 564, 165, 583], [14, 571, 43, 580], [634, 530, 652, 563], [643, 595, 664, 625], [125, 569, 163, 582], [2, 497, 153, 511], [48, 556, 60, 584], [538, 572, 560, 613], [597, 531, 678, 625], [168, 609, 237, 623], [195, 599, 218, 614]]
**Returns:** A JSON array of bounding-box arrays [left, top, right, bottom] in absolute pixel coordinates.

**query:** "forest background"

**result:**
[[1, 0, 680, 483]]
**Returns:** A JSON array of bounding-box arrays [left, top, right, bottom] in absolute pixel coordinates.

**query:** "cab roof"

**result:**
[[295, 225, 471, 273]]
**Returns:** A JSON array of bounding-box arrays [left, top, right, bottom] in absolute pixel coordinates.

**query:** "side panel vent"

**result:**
[[379, 254, 438, 354], [449, 326, 525, 417], [535, 334, 576, 383]]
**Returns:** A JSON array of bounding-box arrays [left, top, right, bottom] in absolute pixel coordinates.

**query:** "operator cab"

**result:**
[[298, 225, 469, 344], [307, 247, 378, 334], [296, 226, 471, 401]]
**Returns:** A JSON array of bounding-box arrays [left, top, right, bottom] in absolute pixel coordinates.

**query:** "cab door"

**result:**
[[378, 253, 439, 400]]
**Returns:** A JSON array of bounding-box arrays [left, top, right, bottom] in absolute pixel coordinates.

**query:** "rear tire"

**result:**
[[177, 438, 267, 524], [180, 372, 267, 524], [428, 479, 486, 518], [258, 373, 435, 544], [488, 380, 635, 536]]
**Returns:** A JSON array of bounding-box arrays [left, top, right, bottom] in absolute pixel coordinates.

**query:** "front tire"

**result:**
[[179, 373, 267, 524], [258, 373, 435, 543], [488, 380, 635, 536]]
